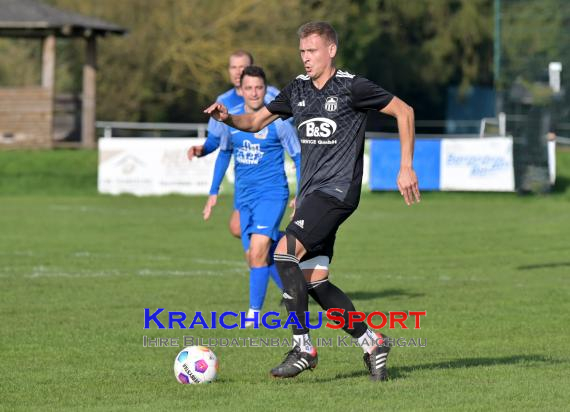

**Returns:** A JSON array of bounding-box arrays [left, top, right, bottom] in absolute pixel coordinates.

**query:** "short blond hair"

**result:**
[[297, 21, 338, 46]]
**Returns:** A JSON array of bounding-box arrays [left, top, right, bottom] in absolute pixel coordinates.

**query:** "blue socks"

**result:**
[[249, 266, 270, 310], [249, 233, 286, 310]]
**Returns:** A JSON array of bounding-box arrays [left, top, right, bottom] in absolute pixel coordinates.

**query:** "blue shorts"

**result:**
[[238, 197, 287, 251]]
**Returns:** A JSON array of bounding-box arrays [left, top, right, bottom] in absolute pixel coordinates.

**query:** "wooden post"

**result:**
[[41, 34, 55, 147], [82, 36, 97, 149], [41, 35, 56, 89]]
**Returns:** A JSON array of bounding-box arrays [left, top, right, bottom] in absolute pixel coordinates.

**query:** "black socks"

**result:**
[[274, 253, 309, 335], [308, 278, 367, 338]]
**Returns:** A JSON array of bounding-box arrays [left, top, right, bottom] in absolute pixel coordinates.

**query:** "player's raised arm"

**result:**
[[380, 96, 421, 205], [204, 103, 279, 133]]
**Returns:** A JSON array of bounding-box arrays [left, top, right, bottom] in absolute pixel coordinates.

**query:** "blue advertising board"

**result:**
[[370, 138, 441, 191]]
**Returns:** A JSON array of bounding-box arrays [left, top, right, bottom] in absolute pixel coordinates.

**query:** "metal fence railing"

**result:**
[[95, 121, 207, 138]]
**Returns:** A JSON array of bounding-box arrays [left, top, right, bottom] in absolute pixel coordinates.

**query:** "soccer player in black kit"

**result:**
[[205, 21, 421, 381]]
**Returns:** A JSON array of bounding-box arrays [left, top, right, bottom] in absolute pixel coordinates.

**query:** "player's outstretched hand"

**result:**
[[204, 102, 229, 122], [203, 195, 218, 220], [397, 167, 421, 206], [187, 145, 204, 160]]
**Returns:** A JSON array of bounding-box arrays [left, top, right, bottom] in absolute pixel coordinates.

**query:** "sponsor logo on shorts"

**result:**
[[294, 219, 304, 229]]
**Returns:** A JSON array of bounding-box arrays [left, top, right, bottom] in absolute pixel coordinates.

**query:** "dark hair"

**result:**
[[297, 21, 338, 46], [240, 65, 266, 85], [230, 50, 254, 65]]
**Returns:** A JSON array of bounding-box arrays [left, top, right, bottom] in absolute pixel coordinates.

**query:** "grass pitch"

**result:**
[[1, 149, 569, 411]]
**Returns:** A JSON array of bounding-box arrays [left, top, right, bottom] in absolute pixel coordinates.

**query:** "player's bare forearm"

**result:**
[[397, 106, 414, 169], [203, 103, 278, 133], [226, 112, 257, 132], [228, 107, 279, 132], [381, 97, 415, 167], [381, 96, 421, 205]]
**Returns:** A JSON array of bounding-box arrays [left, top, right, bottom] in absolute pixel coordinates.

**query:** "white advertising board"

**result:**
[[98, 138, 218, 195], [98, 137, 368, 196], [440, 137, 515, 191]]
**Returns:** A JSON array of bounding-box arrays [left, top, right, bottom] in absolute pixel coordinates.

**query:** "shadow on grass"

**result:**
[[517, 262, 570, 270], [552, 175, 570, 194], [349, 288, 425, 301], [325, 354, 562, 382]]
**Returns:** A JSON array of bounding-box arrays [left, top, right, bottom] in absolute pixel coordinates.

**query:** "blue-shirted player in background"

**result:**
[[207, 66, 301, 325], [187, 51, 279, 238]]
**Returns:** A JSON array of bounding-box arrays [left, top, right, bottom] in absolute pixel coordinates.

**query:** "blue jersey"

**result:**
[[204, 86, 280, 154], [214, 104, 300, 205]]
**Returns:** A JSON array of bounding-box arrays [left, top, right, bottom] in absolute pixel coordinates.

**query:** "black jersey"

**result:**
[[266, 69, 393, 207]]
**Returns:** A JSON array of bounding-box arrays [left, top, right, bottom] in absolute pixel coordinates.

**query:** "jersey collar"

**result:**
[[310, 68, 338, 92]]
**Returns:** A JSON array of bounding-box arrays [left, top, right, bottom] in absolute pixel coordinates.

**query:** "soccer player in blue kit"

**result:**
[[187, 51, 279, 238], [205, 22, 421, 381], [209, 66, 301, 325]]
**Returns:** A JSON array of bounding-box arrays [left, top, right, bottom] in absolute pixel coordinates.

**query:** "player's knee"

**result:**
[[300, 256, 330, 282], [273, 235, 289, 256], [249, 237, 271, 267], [249, 246, 268, 267], [302, 268, 329, 283], [229, 221, 240, 238], [229, 211, 240, 238]]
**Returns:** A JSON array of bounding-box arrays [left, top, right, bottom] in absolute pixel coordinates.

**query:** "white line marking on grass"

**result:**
[[27, 266, 122, 278], [71, 251, 170, 261], [0, 250, 36, 256], [49, 205, 133, 215], [24, 266, 246, 278], [74, 251, 91, 257], [0, 266, 21, 272], [49, 205, 97, 213], [192, 259, 246, 266], [137, 268, 244, 277]]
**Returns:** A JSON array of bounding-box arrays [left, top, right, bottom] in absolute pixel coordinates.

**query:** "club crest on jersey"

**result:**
[[324, 96, 338, 112], [254, 127, 268, 140], [297, 117, 337, 138]]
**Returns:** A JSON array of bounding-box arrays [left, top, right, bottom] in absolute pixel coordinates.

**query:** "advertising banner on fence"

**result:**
[[440, 137, 515, 191], [369, 139, 441, 191], [370, 136, 515, 192], [98, 138, 218, 196], [100, 136, 515, 195], [98, 138, 365, 196]]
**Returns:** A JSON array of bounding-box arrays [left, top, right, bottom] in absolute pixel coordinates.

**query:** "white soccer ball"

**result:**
[[174, 346, 218, 384]]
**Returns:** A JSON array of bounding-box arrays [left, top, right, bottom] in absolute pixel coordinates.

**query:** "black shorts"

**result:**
[[287, 190, 356, 262]]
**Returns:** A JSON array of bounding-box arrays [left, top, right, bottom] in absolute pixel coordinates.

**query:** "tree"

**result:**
[[8, 0, 545, 126]]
